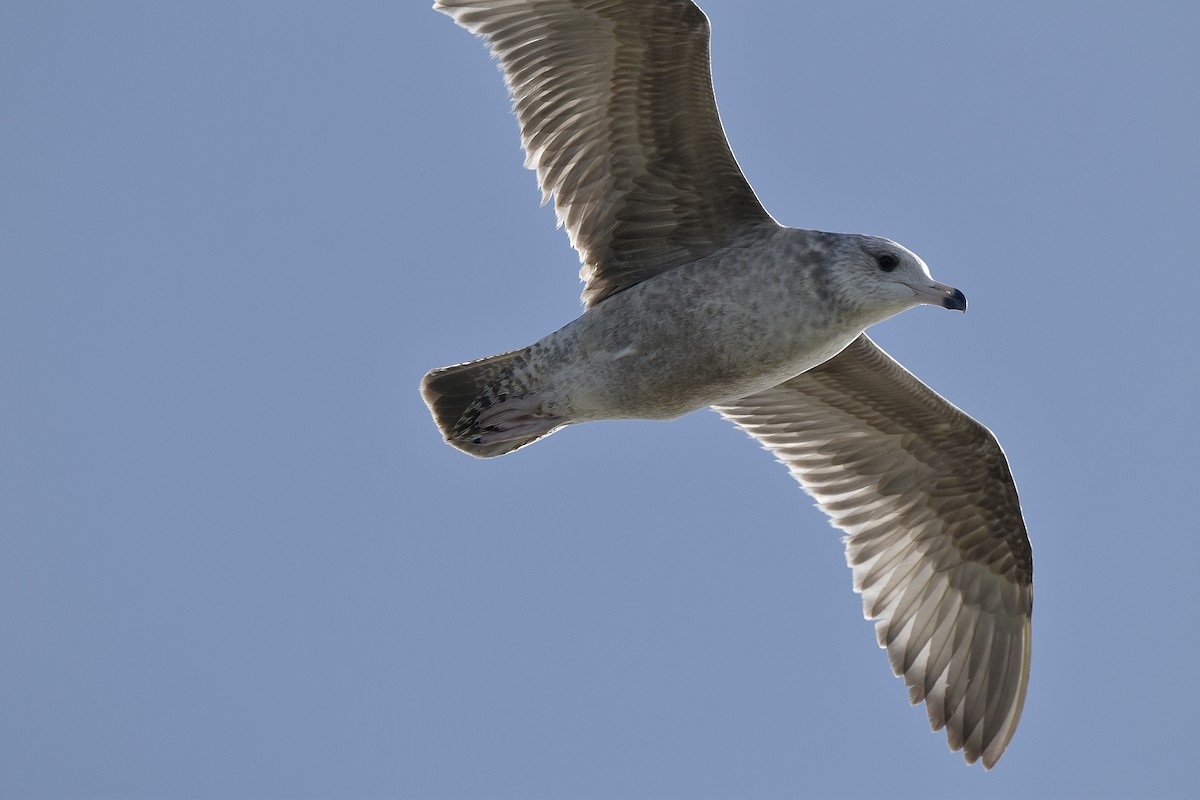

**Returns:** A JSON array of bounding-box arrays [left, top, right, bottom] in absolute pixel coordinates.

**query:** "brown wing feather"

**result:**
[[435, 0, 774, 306], [715, 334, 1033, 768]]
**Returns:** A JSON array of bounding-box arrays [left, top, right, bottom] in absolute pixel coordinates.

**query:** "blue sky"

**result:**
[[3, 2, 1198, 798]]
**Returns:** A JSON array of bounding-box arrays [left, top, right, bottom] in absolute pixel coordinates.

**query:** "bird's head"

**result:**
[[833, 235, 966, 323]]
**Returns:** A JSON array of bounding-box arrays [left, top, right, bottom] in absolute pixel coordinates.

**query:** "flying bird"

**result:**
[[421, 0, 1032, 769]]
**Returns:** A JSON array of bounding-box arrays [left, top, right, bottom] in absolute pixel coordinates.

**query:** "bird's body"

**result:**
[[543, 230, 870, 417], [422, 0, 1032, 769], [428, 225, 967, 456]]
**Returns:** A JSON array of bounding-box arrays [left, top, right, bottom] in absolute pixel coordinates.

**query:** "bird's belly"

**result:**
[[577, 330, 856, 418], [527, 289, 858, 421]]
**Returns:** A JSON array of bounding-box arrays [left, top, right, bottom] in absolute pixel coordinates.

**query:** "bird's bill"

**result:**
[[909, 281, 967, 312]]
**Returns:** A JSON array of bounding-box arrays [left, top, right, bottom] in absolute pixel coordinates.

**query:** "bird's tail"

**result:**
[[421, 349, 560, 458]]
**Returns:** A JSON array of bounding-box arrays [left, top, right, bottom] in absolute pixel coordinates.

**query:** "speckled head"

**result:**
[[828, 234, 967, 323]]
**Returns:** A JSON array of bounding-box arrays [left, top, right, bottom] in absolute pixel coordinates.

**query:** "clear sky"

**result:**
[[3, 2, 1198, 798]]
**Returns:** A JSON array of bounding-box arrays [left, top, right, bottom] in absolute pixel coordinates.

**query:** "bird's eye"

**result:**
[[876, 253, 899, 272]]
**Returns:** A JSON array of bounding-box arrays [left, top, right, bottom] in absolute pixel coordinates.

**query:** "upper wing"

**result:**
[[715, 334, 1033, 769], [435, 0, 774, 306]]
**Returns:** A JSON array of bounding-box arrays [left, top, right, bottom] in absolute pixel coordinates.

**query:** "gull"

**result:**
[[420, 0, 1032, 769]]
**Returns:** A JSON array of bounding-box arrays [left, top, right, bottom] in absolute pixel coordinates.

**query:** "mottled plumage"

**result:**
[[421, 0, 1032, 769]]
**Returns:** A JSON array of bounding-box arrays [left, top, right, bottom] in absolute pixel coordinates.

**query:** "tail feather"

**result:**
[[420, 349, 550, 458]]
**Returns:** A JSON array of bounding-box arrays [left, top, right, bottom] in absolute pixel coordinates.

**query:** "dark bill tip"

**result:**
[[942, 288, 967, 312]]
